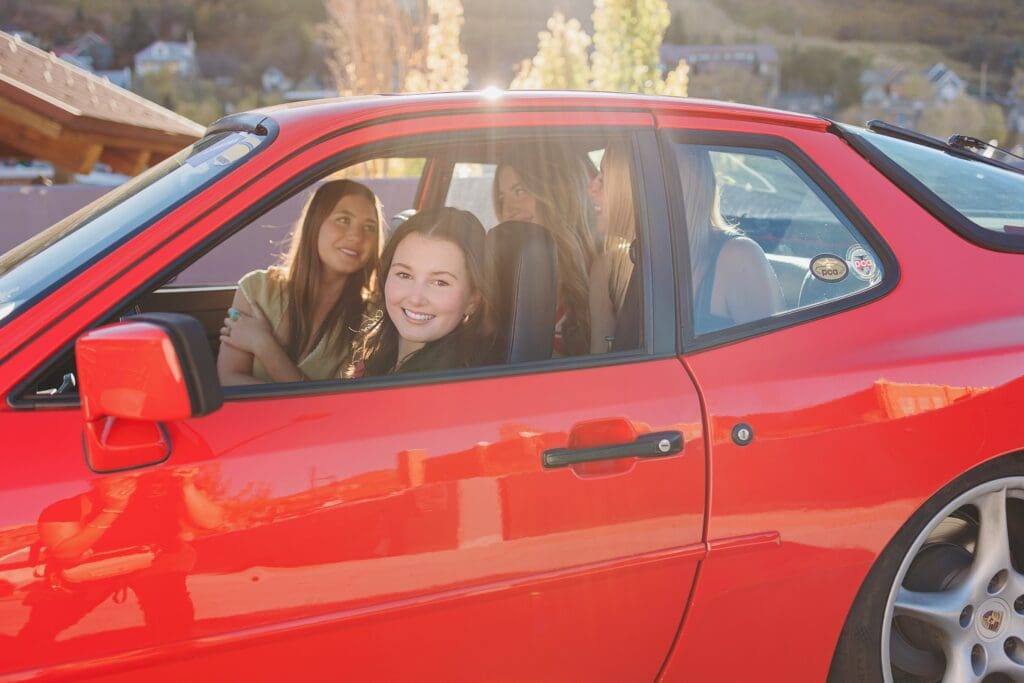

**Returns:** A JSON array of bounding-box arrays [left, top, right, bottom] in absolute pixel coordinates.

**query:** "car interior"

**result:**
[[20, 133, 641, 400]]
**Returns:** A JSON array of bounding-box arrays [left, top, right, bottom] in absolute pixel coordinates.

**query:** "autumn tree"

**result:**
[[404, 0, 468, 92], [511, 0, 688, 97], [591, 0, 669, 93], [510, 12, 591, 90], [321, 0, 467, 96]]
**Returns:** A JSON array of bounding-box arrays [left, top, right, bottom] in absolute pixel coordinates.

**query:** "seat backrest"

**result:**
[[610, 239, 642, 352], [485, 221, 557, 364]]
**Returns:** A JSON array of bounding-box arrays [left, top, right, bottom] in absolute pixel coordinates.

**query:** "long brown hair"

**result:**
[[357, 208, 491, 376], [492, 144, 595, 356], [277, 179, 382, 369]]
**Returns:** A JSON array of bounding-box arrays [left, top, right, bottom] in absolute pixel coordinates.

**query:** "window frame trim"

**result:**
[[659, 129, 900, 353], [13, 121, 672, 409]]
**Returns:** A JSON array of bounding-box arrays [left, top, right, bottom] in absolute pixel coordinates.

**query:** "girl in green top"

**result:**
[[217, 180, 383, 385]]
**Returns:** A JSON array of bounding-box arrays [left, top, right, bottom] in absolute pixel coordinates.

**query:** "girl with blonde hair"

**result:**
[[588, 140, 637, 352], [677, 146, 783, 333]]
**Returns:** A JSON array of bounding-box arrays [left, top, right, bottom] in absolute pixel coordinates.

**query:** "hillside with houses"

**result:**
[[2, 0, 1023, 150]]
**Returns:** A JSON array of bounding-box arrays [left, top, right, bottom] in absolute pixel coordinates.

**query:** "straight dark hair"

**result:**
[[277, 179, 382, 371], [357, 208, 491, 376]]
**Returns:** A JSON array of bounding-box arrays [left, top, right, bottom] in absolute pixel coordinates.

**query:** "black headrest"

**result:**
[[486, 221, 557, 363]]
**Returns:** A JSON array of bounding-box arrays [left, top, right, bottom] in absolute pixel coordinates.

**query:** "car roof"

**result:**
[[243, 90, 828, 141]]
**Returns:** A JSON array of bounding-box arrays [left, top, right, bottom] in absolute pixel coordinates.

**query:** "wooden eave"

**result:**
[[0, 32, 204, 177]]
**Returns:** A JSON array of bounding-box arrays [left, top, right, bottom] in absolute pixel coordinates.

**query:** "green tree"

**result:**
[[510, 12, 592, 90]]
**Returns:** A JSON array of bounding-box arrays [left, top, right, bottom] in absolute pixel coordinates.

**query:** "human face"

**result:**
[[385, 232, 479, 359], [588, 161, 608, 237], [496, 165, 539, 224], [316, 193, 378, 280]]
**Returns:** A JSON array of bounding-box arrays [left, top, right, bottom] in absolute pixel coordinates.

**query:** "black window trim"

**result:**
[[659, 129, 900, 353], [830, 122, 1024, 254], [13, 121, 673, 409]]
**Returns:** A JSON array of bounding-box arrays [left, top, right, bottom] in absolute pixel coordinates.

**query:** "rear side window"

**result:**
[[843, 125, 1024, 252], [673, 143, 884, 335]]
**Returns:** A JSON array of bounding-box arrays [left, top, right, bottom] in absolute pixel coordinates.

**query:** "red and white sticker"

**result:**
[[846, 245, 878, 282]]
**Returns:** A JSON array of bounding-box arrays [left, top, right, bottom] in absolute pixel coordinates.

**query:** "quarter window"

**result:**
[[674, 143, 884, 335]]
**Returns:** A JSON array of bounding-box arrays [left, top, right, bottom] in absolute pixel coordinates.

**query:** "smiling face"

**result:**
[[316, 193, 379, 281], [496, 165, 541, 224], [384, 232, 480, 361]]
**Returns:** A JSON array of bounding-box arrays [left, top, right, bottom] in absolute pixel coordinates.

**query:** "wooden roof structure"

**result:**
[[0, 31, 205, 177]]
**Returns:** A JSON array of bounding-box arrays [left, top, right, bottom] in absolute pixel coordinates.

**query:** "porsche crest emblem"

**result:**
[[981, 609, 1004, 633]]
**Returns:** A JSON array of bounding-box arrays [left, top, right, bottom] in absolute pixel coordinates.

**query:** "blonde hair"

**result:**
[[493, 144, 596, 356], [601, 141, 637, 313], [676, 146, 737, 292]]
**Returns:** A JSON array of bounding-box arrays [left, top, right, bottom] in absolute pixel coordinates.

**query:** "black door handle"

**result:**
[[542, 431, 684, 469]]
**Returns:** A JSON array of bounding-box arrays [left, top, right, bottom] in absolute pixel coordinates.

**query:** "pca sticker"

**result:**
[[846, 245, 878, 281], [809, 254, 848, 282]]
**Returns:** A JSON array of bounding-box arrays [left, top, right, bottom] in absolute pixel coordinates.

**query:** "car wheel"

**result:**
[[829, 455, 1024, 682]]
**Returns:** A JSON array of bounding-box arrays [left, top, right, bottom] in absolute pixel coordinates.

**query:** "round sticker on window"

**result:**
[[809, 254, 848, 282], [846, 245, 878, 281]]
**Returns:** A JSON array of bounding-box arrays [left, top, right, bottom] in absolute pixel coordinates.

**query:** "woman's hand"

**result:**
[[219, 293, 275, 357]]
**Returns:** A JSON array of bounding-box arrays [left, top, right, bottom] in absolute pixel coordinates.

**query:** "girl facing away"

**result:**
[[492, 144, 596, 357], [587, 142, 783, 350], [217, 179, 383, 385], [352, 207, 491, 376]]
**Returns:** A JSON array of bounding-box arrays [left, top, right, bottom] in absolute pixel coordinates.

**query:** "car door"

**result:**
[[0, 104, 706, 682]]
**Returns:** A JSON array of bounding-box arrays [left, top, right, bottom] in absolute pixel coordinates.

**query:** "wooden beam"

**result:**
[[0, 96, 185, 155], [0, 95, 63, 138], [0, 120, 102, 175], [100, 147, 152, 175]]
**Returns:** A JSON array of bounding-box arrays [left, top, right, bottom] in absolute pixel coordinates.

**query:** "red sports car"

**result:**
[[1, 91, 1022, 682]]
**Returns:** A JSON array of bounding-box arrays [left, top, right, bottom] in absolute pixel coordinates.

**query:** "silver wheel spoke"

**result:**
[[940, 642, 979, 683], [893, 585, 965, 634], [969, 486, 1012, 586]]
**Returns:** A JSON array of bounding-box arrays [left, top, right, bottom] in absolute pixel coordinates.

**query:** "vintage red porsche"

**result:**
[[1, 91, 1023, 682]]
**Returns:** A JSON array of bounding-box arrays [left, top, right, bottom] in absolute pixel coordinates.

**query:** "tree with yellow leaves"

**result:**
[[511, 0, 687, 97], [510, 12, 592, 91]]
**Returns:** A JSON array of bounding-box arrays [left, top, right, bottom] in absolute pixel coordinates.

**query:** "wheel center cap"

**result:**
[[977, 598, 1010, 640]]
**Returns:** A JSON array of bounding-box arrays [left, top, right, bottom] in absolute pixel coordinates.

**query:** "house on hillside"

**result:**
[[134, 37, 197, 78], [262, 67, 293, 93], [55, 32, 114, 71], [660, 43, 780, 100], [926, 62, 966, 103]]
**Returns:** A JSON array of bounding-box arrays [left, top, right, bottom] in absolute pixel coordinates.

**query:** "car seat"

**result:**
[[610, 239, 642, 351], [485, 221, 558, 363]]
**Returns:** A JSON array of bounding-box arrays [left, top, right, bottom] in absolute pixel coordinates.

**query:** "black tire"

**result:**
[[828, 453, 1024, 683]]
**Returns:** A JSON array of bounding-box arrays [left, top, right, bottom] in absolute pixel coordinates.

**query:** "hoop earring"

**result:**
[[462, 312, 471, 325]]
